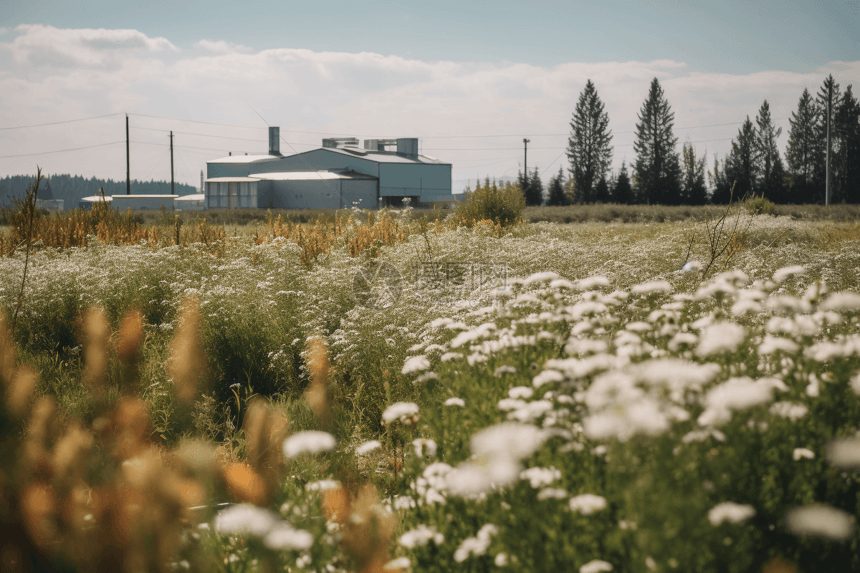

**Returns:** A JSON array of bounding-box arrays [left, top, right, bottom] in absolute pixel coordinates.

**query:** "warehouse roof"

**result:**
[[321, 147, 449, 164], [112, 195, 179, 198], [207, 155, 285, 165], [208, 148, 449, 166], [205, 177, 260, 182], [249, 171, 377, 181]]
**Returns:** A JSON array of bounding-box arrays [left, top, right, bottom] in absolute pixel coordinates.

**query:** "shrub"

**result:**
[[454, 181, 525, 228], [744, 194, 776, 216]]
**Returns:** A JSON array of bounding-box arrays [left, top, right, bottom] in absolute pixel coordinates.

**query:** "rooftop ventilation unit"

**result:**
[[396, 138, 418, 159], [322, 137, 359, 148], [269, 126, 282, 156]]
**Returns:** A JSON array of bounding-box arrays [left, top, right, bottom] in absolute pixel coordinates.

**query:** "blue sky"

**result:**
[[1, 0, 858, 191]]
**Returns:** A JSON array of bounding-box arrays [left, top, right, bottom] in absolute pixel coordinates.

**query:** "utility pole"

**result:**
[[170, 131, 175, 195], [126, 114, 130, 195], [826, 82, 832, 206], [523, 138, 530, 178]]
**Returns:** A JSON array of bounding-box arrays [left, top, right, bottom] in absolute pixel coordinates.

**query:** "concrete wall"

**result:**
[[256, 179, 377, 209], [112, 196, 176, 210], [378, 163, 451, 199]]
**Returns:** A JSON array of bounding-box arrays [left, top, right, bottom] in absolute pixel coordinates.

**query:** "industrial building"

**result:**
[[204, 127, 457, 209], [79, 194, 177, 210]]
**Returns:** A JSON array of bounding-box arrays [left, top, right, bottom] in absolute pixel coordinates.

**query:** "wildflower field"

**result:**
[[2, 200, 860, 572]]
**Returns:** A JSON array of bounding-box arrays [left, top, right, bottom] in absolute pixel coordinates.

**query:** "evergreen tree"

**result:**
[[786, 87, 822, 203], [546, 167, 568, 206], [726, 116, 758, 199], [633, 78, 682, 204], [816, 74, 840, 202], [709, 154, 734, 204], [612, 161, 633, 204], [593, 175, 610, 203], [566, 79, 613, 204], [526, 167, 544, 206], [681, 143, 708, 205], [754, 100, 787, 202], [834, 85, 860, 203]]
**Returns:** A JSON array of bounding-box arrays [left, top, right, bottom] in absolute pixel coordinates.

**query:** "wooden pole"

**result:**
[[826, 82, 832, 206], [126, 114, 130, 195], [170, 131, 175, 195]]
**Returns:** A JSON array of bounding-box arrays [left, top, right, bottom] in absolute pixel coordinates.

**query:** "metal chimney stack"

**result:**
[[269, 126, 281, 156]]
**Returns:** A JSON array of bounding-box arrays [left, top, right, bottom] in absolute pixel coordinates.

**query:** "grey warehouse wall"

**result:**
[[378, 163, 451, 197], [255, 179, 376, 209]]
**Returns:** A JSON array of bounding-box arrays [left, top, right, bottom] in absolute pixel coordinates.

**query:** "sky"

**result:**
[[1, 0, 858, 193]]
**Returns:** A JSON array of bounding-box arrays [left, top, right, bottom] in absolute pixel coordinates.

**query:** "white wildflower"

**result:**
[[263, 523, 314, 551], [533, 369, 564, 388], [494, 552, 509, 566], [772, 265, 805, 284], [785, 505, 855, 540], [759, 335, 799, 354], [414, 372, 438, 384], [707, 502, 755, 525], [519, 466, 561, 488], [508, 386, 534, 399], [569, 494, 607, 515], [282, 431, 336, 458], [441, 352, 463, 362], [498, 398, 528, 412], [399, 525, 444, 548], [356, 440, 382, 455], [578, 276, 611, 290], [852, 372, 860, 395], [537, 488, 569, 500], [524, 271, 560, 285], [825, 437, 860, 469], [382, 402, 420, 424], [412, 438, 437, 458], [821, 292, 860, 311], [444, 397, 466, 407], [698, 377, 773, 426], [769, 402, 808, 420], [580, 560, 613, 573], [793, 448, 815, 461], [494, 365, 518, 377], [305, 479, 340, 492], [383, 557, 411, 571], [214, 504, 279, 537], [631, 281, 673, 295], [453, 524, 498, 562], [696, 322, 746, 356], [402, 355, 431, 374], [471, 423, 547, 461]]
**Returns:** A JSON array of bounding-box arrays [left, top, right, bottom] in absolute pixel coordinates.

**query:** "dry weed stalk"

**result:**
[[169, 297, 205, 404], [304, 337, 331, 425], [82, 307, 110, 403], [238, 397, 288, 506], [323, 483, 400, 573]]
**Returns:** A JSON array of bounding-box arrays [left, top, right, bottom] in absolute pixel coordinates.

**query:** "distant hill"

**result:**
[[0, 174, 198, 209]]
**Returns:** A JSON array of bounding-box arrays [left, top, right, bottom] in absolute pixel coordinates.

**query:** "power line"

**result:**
[[127, 112, 266, 130], [424, 137, 736, 151], [0, 141, 123, 159], [0, 113, 124, 131]]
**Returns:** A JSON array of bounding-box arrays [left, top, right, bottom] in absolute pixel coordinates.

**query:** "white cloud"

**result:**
[[0, 26, 858, 189], [3, 24, 178, 69], [194, 39, 252, 54]]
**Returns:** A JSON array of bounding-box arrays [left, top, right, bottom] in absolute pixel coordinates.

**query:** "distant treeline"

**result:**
[[503, 74, 860, 206], [0, 174, 198, 208]]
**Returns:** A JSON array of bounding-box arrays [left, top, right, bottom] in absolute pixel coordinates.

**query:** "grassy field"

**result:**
[[1, 204, 860, 572]]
